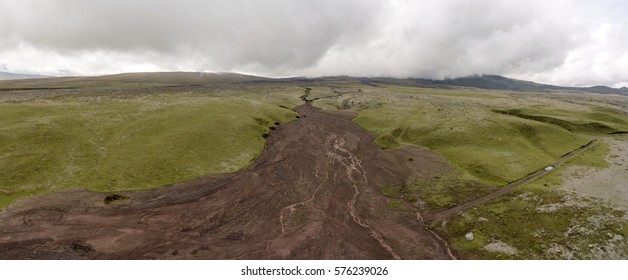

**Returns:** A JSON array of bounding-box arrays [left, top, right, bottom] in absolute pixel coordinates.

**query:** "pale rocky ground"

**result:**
[[543, 136, 628, 259], [473, 136, 628, 259], [484, 240, 519, 256], [559, 137, 628, 208]]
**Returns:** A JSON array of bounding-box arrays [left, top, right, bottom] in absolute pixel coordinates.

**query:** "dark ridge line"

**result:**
[[0, 87, 79, 91], [493, 109, 618, 134]]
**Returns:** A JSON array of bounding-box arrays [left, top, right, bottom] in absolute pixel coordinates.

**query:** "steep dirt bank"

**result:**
[[0, 101, 455, 259]]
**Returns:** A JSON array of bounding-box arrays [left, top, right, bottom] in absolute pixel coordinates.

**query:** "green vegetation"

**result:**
[[388, 200, 400, 208], [309, 83, 626, 245], [412, 176, 499, 210], [352, 97, 597, 185], [308, 85, 626, 186], [380, 186, 398, 197], [0, 72, 264, 90], [380, 183, 418, 204], [2, 74, 625, 260], [504, 106, 628, 133], [524, 140, 610, 192], [0, 86, 301, 208], [442, 188, 628, 259], [563, 141, 611, 168], [494, 109, 622, 135], [440, 138, 626, 259]]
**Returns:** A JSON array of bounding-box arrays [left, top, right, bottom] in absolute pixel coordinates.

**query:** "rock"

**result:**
[[484, 241, 519, 255], [465, 232, 474, 241]]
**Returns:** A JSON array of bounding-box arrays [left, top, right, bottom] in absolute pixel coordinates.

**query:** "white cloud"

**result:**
[[0, 0, 626, 87]]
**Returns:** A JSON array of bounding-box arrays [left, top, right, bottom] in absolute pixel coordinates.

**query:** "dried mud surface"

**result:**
[[0, 102, 455, 259]]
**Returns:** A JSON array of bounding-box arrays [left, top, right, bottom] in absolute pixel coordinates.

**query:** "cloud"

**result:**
[[0, 0, 627, 86], [0, 0, 384, 73]]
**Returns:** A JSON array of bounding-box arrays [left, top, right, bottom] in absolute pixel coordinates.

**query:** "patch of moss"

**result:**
[[374, 134, 400, 149], [380, 186, 399, 198], [388, 200, 400, 208], [451, 231, 489, 252], [412, 176, 499, 211]]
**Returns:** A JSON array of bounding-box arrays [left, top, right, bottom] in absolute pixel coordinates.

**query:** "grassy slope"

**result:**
[[343, 86, 625, 186], [354, 104, 590, 185], [0, 86, 300, 208], [333, 86, 627, 259], [0, 72, 267, 90]]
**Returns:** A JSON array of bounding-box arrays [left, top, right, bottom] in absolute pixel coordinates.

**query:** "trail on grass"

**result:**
[[429, 140, 597, 221]]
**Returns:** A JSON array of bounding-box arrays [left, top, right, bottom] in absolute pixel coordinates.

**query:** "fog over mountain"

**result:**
[[1, 0, 627, 87], [0, 71, 50, 80]]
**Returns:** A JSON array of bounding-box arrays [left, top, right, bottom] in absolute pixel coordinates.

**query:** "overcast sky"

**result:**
[[1, 0, 627, 87]]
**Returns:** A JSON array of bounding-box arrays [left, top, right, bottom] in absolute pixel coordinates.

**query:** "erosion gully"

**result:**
[[0, 88, 455, 259]]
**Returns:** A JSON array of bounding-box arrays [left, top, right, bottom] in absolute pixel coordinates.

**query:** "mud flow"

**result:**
[[0, 102, 456, 259]]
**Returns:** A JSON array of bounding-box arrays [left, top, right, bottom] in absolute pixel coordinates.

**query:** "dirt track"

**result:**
[[0, 100, 456, 259], [429, 140, 597, 221]]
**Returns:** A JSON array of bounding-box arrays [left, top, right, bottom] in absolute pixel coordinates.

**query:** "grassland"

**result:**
[[310, 85, 628, 260], [0, 83, 301, 208], [312, 85, 627, 188], [0, 72, 267, 90], [440, 135, 628, 259], [1, 73, 627, 260]]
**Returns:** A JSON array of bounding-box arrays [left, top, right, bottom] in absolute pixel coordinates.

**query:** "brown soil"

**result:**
[[0, 102, 455, 259]]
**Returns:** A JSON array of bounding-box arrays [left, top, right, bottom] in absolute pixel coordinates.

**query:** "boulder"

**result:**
[[465, 232, 474, 241]]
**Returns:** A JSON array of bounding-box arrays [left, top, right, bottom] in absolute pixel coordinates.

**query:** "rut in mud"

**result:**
[[0, 99, 456, 259]]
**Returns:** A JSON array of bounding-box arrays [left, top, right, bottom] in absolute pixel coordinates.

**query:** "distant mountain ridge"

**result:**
[[432, 75, 628, 95], [0, 71, 51, 80], [0, 72, 268, 90], [361, 75, 628, 96], [0, 71, 626, 96], [282, 74, 627, 95]]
